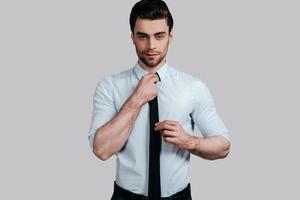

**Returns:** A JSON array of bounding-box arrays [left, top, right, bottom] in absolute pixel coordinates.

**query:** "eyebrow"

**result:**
[[136, 32, 167, 36]]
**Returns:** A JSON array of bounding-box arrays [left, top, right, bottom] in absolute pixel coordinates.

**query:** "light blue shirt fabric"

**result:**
[[88, 61, 230, 197]]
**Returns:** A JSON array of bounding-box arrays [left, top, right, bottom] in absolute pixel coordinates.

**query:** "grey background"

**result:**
[[0, 0, 299, 199]]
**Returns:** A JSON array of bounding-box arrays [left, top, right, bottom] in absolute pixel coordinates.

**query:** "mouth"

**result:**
[[146, 54, 159, 57]]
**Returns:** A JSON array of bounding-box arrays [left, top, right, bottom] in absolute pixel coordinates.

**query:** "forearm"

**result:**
[[93, 94, 143, 160], [188, 135, 231, 160]]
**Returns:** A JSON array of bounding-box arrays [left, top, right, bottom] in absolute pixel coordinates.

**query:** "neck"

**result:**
[[138, 59, 166, 73]]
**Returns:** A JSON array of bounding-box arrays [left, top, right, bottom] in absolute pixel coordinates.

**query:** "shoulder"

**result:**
[[96, 67, 132, 88], [168, 65, 207, 90]]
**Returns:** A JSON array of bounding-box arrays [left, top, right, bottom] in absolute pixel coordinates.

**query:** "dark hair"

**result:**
[[129, 0, 174, 33]]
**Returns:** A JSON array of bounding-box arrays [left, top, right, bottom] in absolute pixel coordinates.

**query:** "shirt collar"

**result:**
[[133, 61, 169, 81]]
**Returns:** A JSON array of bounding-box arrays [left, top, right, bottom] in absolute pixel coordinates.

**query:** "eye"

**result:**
[[155, 34, 164, 40], [138, 35, 147, 39]]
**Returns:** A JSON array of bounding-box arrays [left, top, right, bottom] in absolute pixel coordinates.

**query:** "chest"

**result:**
[[113, 80, 195, 122]]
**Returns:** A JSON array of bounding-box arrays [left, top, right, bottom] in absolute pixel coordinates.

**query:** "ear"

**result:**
[[131, 32, 135, 44], [169, 28, 173, 42]]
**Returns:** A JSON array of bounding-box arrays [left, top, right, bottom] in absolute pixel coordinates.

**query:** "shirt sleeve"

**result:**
[[88, 76, 117, 151], [190, 80, 231, 141]]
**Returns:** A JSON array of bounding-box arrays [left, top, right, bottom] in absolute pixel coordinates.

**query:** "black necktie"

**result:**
[[148, 72, 161, 199]]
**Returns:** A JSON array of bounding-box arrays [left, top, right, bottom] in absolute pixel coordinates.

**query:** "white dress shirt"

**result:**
[[88, 61, 230, 197]]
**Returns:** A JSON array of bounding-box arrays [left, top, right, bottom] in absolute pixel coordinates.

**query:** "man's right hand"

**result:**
[[93, 73, 159, 161], [133, 73, 159, 105]]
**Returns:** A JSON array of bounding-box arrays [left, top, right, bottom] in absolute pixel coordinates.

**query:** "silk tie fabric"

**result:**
[[148, 72, 161, 199]]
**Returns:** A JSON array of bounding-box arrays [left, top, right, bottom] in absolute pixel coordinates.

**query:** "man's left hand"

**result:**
[[154, 120, 194, 150]]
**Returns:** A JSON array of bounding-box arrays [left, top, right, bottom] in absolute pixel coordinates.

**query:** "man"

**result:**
[[88, 0, 231, 199]]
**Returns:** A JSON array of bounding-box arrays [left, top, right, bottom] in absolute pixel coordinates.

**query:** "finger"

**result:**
[[155, 123, 176, 131], [160, 130, 175, 137], [162, 120, 178, 126], [145, 73, 157, 78], [164, 136, 177, 144], [142, 73, 157, 81], [156, 120, 178, 127], [150, 75, 159, 84]]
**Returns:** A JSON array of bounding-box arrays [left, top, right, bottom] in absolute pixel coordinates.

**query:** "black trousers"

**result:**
[[111, 182, 192, 200]]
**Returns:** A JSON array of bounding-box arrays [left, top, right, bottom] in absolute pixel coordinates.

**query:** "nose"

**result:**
[[148, 37, 157, 50]]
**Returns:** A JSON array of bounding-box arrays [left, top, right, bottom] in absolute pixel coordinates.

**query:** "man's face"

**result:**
[[131, 18, 173, 68]]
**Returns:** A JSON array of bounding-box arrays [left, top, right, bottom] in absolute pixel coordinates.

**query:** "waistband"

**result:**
[[113, 181, 191, 200]]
